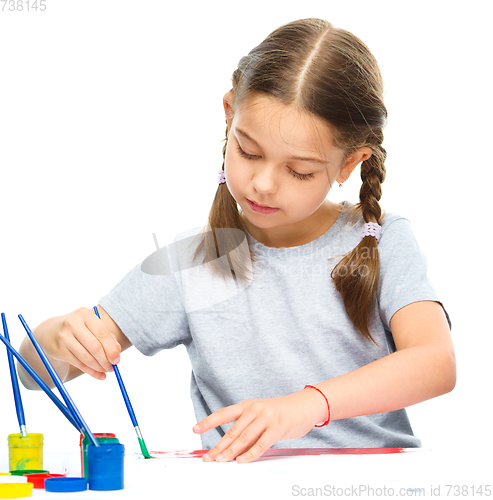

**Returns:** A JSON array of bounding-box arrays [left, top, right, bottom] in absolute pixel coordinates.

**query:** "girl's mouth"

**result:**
[[247, 199, 280, 215]]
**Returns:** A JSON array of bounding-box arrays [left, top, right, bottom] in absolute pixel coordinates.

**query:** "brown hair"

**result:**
[[195, 18, 387, 341]]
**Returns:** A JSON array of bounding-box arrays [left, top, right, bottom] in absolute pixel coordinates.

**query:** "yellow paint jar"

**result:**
[[7, 434, 43, 472]]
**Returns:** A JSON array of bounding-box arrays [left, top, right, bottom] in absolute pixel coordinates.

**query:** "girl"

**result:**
[[19, 18, 455, 463]]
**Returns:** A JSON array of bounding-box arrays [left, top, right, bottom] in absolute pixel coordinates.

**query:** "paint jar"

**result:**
[[79, 433, 119, 478], [7, 433, 43, 472], [87, 443, 124, 491]]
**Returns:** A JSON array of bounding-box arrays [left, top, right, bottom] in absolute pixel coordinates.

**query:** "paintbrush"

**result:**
[[0, 330, 80, 431], [18, 314, 99, 447], [93, 306, 153, 458], [2, 313, 27, 436]]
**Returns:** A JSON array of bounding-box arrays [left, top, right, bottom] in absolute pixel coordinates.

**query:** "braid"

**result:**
[[331, 141, 386, 343], [358, 141, 386, 224]]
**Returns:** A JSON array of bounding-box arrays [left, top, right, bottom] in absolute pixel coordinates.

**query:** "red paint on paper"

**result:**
[[150, 448, 421, 459]]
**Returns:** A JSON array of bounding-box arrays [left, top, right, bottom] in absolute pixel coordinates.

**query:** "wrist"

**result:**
[[302, 385, 331, 428]]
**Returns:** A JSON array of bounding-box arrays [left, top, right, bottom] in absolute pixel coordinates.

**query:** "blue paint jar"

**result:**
[[87, 443, 124, 491]]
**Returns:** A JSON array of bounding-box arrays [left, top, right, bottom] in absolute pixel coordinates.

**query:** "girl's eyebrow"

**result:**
[[235, 127, 330, 164]]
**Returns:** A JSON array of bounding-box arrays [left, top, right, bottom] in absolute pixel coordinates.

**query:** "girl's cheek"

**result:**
[[224, 167, 242, 202], [225, 159, 245, 191]]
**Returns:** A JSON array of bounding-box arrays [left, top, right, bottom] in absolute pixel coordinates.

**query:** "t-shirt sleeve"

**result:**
[[98, 247, 191, 356], [378, 217, 451, 332]]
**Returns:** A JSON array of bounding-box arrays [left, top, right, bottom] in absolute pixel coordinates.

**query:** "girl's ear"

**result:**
[[223, 92, 235, 132], [336, 147, 372, 183]]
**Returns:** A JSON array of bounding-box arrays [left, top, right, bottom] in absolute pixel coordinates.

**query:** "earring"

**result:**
[[338, 182, 343, 188]]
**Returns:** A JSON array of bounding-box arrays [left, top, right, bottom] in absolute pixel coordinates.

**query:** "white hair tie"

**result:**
[[361, 222, 381, 242]]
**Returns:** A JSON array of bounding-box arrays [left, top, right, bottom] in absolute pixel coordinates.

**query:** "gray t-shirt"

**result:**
[[99, 203, 449, 449]]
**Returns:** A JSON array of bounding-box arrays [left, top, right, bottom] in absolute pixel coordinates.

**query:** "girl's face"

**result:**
[[223, 93, 365, 247]]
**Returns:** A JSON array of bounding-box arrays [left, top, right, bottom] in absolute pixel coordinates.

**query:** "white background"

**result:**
[[0, 0, 491, 480]]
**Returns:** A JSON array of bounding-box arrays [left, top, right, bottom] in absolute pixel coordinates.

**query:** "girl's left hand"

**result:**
[[192, 389, 326, 463]]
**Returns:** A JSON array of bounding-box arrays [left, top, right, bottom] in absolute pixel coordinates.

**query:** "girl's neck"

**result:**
[[242, 200, 343, 248]]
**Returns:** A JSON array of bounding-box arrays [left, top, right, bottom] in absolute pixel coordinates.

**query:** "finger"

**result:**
[[70, 327, 114, 373], [84, 313, 121, 365], [213, 419, 264, 462], [56, 311, 116, 373], [235, 429, 279, 463], [193, 403, 244, 435], [56, 322, 108, 375], [204, 408, 265, 462], [63, 342, 107, 380], [65, 337, 106, 379]]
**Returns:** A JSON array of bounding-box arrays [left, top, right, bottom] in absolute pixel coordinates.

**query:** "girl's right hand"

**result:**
[[19, 306, 131, 386]]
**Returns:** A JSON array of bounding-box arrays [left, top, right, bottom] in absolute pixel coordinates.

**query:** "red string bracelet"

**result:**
[[304, 385, 331, 427]]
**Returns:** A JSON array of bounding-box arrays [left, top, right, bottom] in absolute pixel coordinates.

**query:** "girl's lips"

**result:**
[[247, 199, 280, 215]]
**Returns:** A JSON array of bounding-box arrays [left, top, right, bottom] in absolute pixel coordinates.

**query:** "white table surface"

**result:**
[[1, 446, 490, 499]]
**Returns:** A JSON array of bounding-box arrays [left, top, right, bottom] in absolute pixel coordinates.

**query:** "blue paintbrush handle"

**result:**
[[93, 306, 139, 427], [2, 313, 27, 435], [113, 364, 139, 427], [18, 314, 99, 447], [0, 331, 80, 431]]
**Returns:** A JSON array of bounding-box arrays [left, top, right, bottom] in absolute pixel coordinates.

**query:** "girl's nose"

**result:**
[[252, 165, 277, 194]]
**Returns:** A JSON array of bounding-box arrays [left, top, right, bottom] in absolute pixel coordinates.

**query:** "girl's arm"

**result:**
[[193, 300, 456, 463], [18, 306, 131, 389]]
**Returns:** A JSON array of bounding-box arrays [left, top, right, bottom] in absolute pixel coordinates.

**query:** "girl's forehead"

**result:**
[[234, 94, 338, 158]]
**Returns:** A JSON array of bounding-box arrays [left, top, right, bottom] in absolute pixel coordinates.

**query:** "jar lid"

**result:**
[[25, 473, 65, 489], [0, 482, 33, 498], [44, 477, 88, 492], [9, 470, 48, 476]]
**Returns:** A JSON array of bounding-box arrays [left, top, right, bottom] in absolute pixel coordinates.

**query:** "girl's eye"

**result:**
[[236, 144, 260, 160], [237, 144, 314, 181], [290, 169, 315, 181]]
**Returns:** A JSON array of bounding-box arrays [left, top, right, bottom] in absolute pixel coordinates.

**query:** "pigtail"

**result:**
[[331, 142, 387, 343], [193, 113, 253, 282]]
